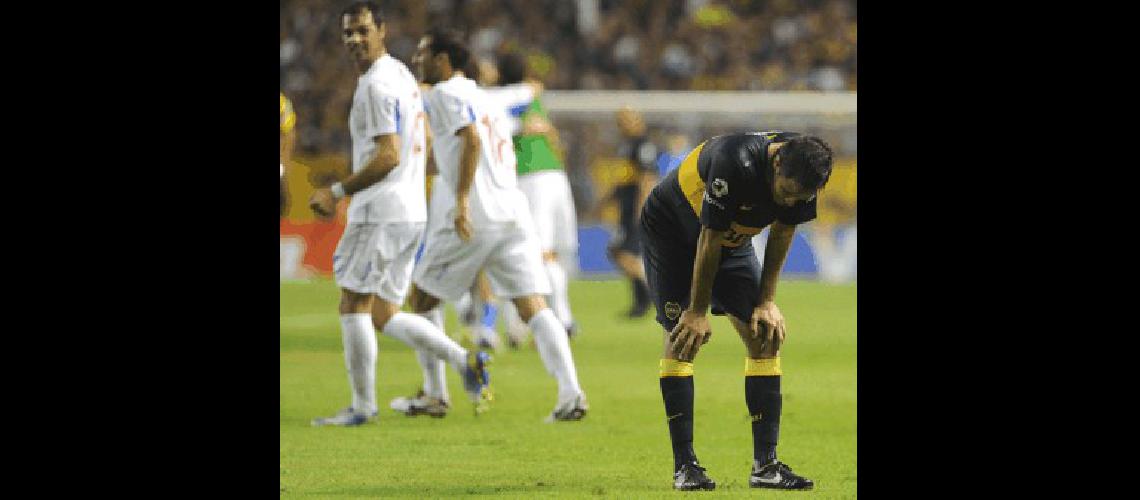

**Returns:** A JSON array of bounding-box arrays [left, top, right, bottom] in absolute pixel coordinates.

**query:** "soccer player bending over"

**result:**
[[308, 2, 490, 426], [640, 131, 833, 490]]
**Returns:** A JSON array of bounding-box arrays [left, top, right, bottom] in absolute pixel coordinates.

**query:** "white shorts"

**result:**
[[413, 220, 552, 303], [518, 170, 578, 255], [333, 222, 425, 303]]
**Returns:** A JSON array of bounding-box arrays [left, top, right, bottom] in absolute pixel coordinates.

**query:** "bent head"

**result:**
[[771, 136, 833, 207]]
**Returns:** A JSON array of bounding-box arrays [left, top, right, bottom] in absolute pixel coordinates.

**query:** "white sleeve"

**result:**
[[362, 83, 399, 138], [435, 90, 476, 136]]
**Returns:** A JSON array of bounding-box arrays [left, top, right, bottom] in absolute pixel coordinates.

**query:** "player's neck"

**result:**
[[356, 48, 388, 75]]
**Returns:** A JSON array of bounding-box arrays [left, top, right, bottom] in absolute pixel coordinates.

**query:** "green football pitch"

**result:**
[[281, 278, 856, 498]]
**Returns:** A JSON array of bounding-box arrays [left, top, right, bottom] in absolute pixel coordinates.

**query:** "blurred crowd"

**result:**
[[281, 0, 856, 156]]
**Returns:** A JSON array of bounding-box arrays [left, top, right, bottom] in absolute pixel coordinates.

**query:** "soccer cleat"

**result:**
[[462, 351, 493, 414], [674, 462, 716, 491], [749, 461, 814, 490], [545, 392, 589, 422], [389, 390, 450, 418], [310, 407, 377, 427]]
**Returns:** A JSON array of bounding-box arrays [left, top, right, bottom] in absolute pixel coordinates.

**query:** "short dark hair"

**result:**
[[341, 1, 383, 24], [497, 52, 527, 85], [426, 27, 470, 74], [777, 135, 834, 191]]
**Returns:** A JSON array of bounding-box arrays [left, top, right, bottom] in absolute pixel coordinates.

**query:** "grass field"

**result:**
[[281, 278, 856, 498]]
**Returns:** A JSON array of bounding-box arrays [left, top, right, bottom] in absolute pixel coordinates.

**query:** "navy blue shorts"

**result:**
[[640, 196, 761, 332]]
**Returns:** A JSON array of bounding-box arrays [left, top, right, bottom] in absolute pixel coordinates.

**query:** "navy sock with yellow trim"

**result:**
[[660, 359, 696, 472], [745, 358, 783, 466]]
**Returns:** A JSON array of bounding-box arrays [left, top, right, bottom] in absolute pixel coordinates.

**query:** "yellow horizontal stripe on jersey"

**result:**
[[676, 141, 707, 217], [659, 359, 694, 377], [744, 357, 782, 376]]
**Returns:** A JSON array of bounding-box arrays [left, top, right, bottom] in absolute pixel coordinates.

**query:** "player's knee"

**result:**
[[370, 299, 400, 330], [338, 290, 372, 314], [543, 250, 558, 262], [513, 295, 547, 322]]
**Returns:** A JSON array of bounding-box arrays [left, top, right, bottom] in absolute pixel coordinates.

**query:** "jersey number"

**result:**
[[479, 115, 511, 171]]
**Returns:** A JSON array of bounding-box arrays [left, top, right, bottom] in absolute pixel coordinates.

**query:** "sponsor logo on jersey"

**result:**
[[712, 178, 728, 197]]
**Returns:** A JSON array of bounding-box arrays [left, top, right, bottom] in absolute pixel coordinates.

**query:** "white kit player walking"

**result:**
[[406, 29, 588, 421], [308, 3, 490, 426], [483, 52, 579, 341]]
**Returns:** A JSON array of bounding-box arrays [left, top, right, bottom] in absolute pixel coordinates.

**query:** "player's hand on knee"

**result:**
[[752, 301, 786, 352], [309, 188, 336, 220], [670, 310, 711, 361]]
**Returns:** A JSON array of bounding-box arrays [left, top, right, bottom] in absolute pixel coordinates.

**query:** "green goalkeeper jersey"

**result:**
[[514, 98, 564, 176]]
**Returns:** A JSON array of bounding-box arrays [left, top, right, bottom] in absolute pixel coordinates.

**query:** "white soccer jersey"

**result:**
[[423, 75, 525, 227], [347, 54, 428, 224], [483, 83, 536, 136]]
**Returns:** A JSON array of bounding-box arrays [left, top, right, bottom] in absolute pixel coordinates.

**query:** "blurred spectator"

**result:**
[[281, 0, 856, 156]]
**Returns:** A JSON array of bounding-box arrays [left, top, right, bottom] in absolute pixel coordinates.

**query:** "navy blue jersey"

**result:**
[[643, 131, 817, 256]]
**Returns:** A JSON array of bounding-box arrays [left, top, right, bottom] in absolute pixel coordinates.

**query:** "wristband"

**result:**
[[331, 182, 346, 199]]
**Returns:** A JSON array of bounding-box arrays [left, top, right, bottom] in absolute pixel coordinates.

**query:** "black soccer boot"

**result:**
[[674, 462, 716, 491], [749, 461, 814, 490]]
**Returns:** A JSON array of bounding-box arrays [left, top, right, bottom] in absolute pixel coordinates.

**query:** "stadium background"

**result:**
[[280, 0, 856, 283]]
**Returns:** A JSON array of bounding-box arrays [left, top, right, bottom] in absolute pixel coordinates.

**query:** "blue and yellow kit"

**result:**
[[639, 131, 818, 330]]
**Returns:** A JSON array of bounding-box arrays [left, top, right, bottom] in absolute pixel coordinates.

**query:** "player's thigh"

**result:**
[[484, 226, 552, 301], [411, 227, 491, 303], [546, 171, 579, 255], [333, 222, 386, 295], [642, 225, 693, 334], [710, 253, 765, 352], [519, 173, 558, 252], [374, 222, 426, 306]]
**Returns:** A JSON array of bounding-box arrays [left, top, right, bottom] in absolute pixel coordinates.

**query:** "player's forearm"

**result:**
[[688, 227, 725, 313], [341, 147, 398, 195], [457, 128, 480, 204], [759, 223, 796, 303]]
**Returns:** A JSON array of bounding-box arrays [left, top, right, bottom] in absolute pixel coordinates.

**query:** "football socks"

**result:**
[[340, 313, 378, 415], [660, 359, 697, 472], [745, 357, 783, 466]]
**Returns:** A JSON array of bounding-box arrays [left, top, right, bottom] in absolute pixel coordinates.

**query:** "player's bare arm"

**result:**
[[454, 124, 480, 241], [310, 133, 400, 219], [751, 221, 796, 354], [670, 226, 726, 361]]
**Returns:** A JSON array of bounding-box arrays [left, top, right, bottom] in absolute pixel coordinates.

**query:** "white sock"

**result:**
[[528, 308, 583, 401], [417, 308, 449, 401], [340, 313, 377, 414], [544, 259, 573, 328], [382, 312, 468, 373]]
